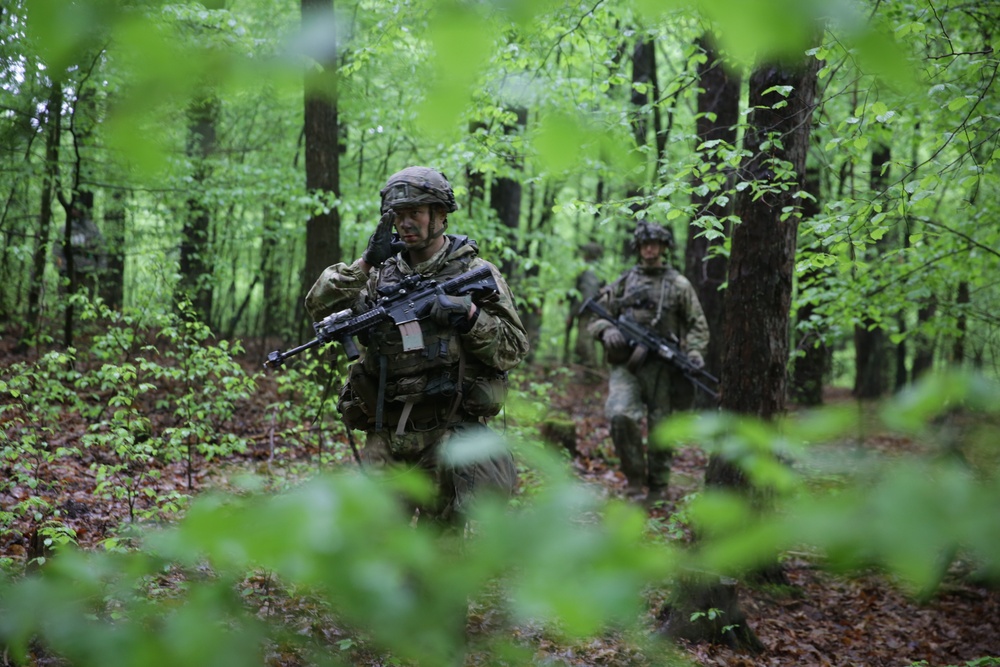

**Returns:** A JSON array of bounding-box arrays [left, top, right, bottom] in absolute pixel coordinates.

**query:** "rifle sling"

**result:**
[[375, 354, 388, 431]]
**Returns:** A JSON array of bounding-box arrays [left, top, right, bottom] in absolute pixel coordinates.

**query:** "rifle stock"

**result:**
[[582, 298, 719, 400], [265, 265, 499, 369]]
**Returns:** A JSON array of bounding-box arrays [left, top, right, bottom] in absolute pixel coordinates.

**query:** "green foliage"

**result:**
[[654, 370, 1000, 593], [0, 445, 678, 667], [2, 296, 258, 531], [1, 348, 85, 537]]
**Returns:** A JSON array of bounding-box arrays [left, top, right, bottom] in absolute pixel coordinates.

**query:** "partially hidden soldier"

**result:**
[[565, 242, 605, 382], [587, 221, 709, 502], [53, 204, 107, 297], [305, 166, 530, 526]]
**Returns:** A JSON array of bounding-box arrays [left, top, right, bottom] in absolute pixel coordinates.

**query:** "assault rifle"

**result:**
[[582, 298, 719, 400], [265, 265, 499, 369]]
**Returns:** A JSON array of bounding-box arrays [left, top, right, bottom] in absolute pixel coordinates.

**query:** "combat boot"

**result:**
[[610, 415, 646, 498], [647, 445, 673, 501]]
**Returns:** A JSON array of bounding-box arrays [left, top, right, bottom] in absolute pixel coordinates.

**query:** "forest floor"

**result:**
[[2, 339, 999, 667]]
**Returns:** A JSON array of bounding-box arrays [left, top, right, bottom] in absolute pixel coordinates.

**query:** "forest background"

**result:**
[[2, 0, 1000, 665]]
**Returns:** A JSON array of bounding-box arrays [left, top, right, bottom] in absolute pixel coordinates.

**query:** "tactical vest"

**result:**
[[338, 238, 507, 434], [614, 265, 682, 339]]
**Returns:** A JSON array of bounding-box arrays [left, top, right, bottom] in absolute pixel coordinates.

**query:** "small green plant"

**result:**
[[0, 349, 85, 543], [144, 300, 257, 489]]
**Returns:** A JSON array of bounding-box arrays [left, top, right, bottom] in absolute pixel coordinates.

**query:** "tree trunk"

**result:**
[[853, 144, 892, 398], [101, 188, 126, 310], [685, 33, 740, 391], [466, 120, 487, 219], [490, 107, 527, 280], [179, 91, 218, 324], [911, 296, 937, 380], [791, 163, 830, 406], [667, 51, 820, 653], [952, 281, 969, 365], [301, 0, 342, 331], [23, 79, 62, 350], [621, 38, 657, 257]]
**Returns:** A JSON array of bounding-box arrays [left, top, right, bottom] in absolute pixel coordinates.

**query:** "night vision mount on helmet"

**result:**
[[380, 166, 458, 214]]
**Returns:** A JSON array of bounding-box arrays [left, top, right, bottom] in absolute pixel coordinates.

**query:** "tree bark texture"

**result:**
[[686, 34, 740, 388], [101, 188, 126, 310], [853, 144, 892, 398], [490, 107, 526, 281], [179, 92, 218, 324], [667, 53, 819, 654], [660, 573, 764, 653], [912, 296, 937, 380], [24, 79, 62, 348], [722, 58, 820, 419], [790, 163, 830, 406], [302, 0, 342, 316]]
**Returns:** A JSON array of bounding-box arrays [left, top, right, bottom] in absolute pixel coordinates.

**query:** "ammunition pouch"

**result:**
[[462, 373, 507, 417]]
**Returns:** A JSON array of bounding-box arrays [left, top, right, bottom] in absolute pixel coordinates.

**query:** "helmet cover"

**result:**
[[632, 221, 674, 248], [380, 166, 458, 214]]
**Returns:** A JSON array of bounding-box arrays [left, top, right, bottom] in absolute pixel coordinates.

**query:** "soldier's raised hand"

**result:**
[[362, 211, 397, 268]]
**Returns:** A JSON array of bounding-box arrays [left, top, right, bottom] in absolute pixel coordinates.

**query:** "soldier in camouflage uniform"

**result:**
[[566, 242, 605, 380], [588, 221, 709, 501], [305, 166, 529, 525]]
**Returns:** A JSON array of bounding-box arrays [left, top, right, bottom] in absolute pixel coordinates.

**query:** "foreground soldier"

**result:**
[[588, 221, 709, 502], [305, 166, 529, 525]]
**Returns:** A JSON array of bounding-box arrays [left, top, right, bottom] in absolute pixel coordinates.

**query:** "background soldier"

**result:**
[[588, 221, 709, 502], [53, 204, 107, 296], [565, 241, 604, 381], [305, 166, 529, 526]]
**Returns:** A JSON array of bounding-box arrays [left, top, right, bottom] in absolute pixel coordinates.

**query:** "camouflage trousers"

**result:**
[[361, 422, 518, 525], [573, 313, 600, 368], [605, 361, 694, 491]]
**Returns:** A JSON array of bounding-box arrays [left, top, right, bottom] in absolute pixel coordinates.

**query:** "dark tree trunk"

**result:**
[[621, 38, 657, 257], [301, 0, 342, 332], [953, 281, 969, 365], [101, 188, 126, 309], [466, 120, 487, 219], [853, 145, 892, 398], [23, 79, 63, 350], [490, 107, 527, 281], [179, 92, 218, 324], [723, 59, 819, 418], [60, 191, 95, 348], [666, 52, 820, 653], [685, 33, 740, 388], [912, 297, 937, 380], [791, 163, 830, 406]]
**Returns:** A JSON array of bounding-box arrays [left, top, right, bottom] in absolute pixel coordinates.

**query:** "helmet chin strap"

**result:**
[[405, 216, 448, 252]]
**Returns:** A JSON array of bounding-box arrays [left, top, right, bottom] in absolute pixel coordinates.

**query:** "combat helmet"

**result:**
[[380, 166, 458, 214], [632, 220, 674, 249]]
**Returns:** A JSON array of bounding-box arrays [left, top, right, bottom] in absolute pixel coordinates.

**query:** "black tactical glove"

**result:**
[[601, 326, 628, 351], [429, 286, 475, 333], [362, 211, 396, 267]]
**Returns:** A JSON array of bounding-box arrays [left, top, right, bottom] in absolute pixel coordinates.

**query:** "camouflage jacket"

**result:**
[[588, 264, 709, 358], [305, 236, 528, 432], [305, 235, 528, 372]]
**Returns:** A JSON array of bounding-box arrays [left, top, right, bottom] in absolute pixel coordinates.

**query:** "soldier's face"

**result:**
[[639, 241, 665, 264], [393, 205, 445, 250]]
